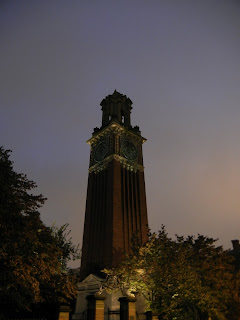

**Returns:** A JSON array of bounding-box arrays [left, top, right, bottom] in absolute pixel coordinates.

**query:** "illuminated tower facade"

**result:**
[[80, 91, 148, 280]]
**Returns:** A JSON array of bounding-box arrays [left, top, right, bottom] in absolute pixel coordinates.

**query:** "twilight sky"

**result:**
[[1, 0, 240, 267]]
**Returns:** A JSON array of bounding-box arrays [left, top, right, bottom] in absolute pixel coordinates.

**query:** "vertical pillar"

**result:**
[[119, 297, 136, 320], [145, 311, 159, 320], [86, 294, 105, 320], [58, 305, 71, 320]]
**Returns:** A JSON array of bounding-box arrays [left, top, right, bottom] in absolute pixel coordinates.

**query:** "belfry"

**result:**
[[74, 91, 149, 319]]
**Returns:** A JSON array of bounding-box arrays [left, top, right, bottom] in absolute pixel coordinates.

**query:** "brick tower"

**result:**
[[80, 91, 149, 280]]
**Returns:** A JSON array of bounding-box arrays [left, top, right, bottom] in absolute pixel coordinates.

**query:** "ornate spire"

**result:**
[[100, 90, 132, 128]]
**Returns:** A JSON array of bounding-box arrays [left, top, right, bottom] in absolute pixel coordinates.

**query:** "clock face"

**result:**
[[121, 140, 137, 161], [94, 141, 108, 162]]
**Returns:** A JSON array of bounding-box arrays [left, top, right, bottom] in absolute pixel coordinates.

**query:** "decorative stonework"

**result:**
[[115, 134, 120, 155], [87, 122, 146, 146], [100, 90, 132, 128], [88, 121, 146, 169], [89, 154, 144, 174]]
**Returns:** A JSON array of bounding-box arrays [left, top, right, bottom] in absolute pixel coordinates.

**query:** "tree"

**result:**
[[0, 147, 80, 315], [104, 226, 240, 320]]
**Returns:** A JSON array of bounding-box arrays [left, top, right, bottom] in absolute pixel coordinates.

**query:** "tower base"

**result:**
[[72, 274, 146, 320]]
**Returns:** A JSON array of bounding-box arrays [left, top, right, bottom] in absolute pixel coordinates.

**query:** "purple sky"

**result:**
[[1, 1, 240, 267]]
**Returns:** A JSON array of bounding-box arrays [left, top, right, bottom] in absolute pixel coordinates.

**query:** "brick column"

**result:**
[[145, 311, 159, 320], [58, 305, 71, 320], [86, 294, 105, 320], [118, 297, 136, 320]]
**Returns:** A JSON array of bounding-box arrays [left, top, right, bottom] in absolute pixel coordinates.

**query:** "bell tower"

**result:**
[[80, 91, 149, 280]]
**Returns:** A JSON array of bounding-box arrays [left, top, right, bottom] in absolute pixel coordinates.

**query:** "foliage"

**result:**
[[104, 226, 240, 320], [0, 147, 80, 313], [50, 223, 80, 271]]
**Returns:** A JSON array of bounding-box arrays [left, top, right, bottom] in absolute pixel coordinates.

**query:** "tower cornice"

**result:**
[[87, 121, 146, 146], [88, 154, 144, 174]]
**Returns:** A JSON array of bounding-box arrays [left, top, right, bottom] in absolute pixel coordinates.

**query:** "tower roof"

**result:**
[[100, 90, 133, 107], [100, 90, 132, 129]]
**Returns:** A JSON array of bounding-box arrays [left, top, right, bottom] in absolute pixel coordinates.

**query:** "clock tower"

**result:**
[[80, 90, 149, 280]]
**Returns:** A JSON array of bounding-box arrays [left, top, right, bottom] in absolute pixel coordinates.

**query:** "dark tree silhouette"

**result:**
[[0, 147, 80, 316]]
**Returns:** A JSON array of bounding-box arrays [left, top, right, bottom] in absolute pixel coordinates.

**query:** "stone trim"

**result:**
[[89, 154, 144, 173], [87, 122, 146, 146]]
